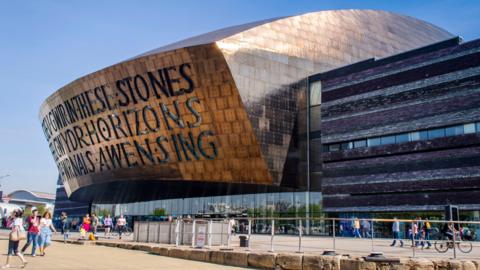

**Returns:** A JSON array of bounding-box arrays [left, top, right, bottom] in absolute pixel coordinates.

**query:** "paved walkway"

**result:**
[[0, 239, 248, 270]]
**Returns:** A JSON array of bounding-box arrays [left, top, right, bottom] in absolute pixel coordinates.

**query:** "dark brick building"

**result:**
[[309, 37, 480, 215]]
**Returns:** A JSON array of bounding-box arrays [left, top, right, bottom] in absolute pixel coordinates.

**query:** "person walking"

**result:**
[[414, 217, 422, 247], [103, 214, 113, 238], [38, 212, 56, 256], [411, 221, 418, 247], [423, 218, 432, 249], [20, 208, 39, 257], [116, 214, 127, 240], [91, 213, 99, 235], [390, 217, 404, 247], [361, 219, 371, 238], [3, 209, 27, 268], [353, 218, 361, 238], [60, 212, 68, 235], [82, 214, 91, 233]]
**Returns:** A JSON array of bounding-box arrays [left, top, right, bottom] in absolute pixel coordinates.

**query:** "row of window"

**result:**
[[324, 122, 480, 152], [94, 192, 323, 217]]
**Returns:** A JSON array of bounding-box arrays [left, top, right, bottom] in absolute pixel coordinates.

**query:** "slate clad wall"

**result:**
[[316, 38, 480, 212]]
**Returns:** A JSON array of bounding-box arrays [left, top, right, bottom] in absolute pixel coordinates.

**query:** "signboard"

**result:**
[[196, 223, 207, 248]]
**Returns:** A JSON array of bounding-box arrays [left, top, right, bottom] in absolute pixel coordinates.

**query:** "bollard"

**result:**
[[191, 219, 196, 248], [269, 219, 275, 252], [175, 220, 180, 246], [332, 219, 336, 251], [247, 219, 252, 250], [371, 219, 374, 252], [207, 219, 213, 248], [296, 219, 303, 253]]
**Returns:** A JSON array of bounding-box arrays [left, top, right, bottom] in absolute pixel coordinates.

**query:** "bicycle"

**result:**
[[434, 236, 473, 253]]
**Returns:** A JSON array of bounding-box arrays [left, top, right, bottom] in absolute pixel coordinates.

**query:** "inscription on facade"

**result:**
[[41, 63, 218, 182]]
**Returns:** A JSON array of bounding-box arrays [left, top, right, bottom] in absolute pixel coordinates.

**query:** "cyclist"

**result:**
[[442, 221, 457, 241]]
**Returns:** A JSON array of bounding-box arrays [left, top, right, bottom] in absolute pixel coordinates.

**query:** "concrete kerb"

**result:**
[[57, 239, 480, 270], [248, 252, 277, 269]]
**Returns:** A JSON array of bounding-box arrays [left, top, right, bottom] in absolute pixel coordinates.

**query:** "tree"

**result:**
[[153, 208, 166, 216]]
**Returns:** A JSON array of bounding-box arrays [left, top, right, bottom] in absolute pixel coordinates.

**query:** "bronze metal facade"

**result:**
[[40, 10, 452, 203]]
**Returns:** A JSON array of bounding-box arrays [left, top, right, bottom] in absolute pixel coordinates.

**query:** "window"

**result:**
[[322, 145, 329, 152], [409, 132, 420, 141], [445, 125, 464, 136], [428, 128, 445, 139], [381, 135, 396, 145], [329, 144, 340, 152], [322, 122, 478, 152], [309, 81, 322, 106], [353, 140, 367, 148], [419, 130, 428, 140], [341, 142, 353, 150], [464, 123, 475, 134], [396, 133, 409, 143], [367, 137, 381, 147]]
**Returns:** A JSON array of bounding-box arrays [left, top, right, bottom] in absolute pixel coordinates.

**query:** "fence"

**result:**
[[134, 219, 230, 247], [133, 217, 480, 259]]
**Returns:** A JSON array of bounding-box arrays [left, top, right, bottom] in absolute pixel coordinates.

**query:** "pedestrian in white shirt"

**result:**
[[38, 212, 56, 256]]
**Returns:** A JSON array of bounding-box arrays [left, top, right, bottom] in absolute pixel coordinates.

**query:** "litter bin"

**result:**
[[239, 235, 249, 247]]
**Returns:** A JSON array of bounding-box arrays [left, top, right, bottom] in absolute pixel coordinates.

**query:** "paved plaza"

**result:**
[[0, 239, 248, 270]]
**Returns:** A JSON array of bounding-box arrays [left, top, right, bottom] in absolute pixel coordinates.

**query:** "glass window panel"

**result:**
[[329, 144, 340, 152], [445, 125, 464, 136], [419, 130, 428, 140], [295, 192, 307, 216], [428, 128, 445, 139], [203, 197, 212, 214], [255, 193, 267, 217], [243, 194, 255, 215], [353, 140, 367, 148], [409, 132, 420, 141], [367, 137, 381, 147], [231, 195, 243, 213], [310, 105, 321, 132], [477, 122, 480, 133], [309, 81, 322, 106], [465, 123, 476, 134], [309, 192, 322, 217], [396, 133, 409, 143], [341, 142, 353, 150], [266, 193, 276, 217], [322, 145, 329, 152], [380, 135, 396, 145], [278, 192, 294, 214]]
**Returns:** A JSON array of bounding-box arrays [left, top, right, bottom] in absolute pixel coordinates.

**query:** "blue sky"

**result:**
[[0, 0, 479, 195]]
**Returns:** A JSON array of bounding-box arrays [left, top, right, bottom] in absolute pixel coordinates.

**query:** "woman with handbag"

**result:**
[[38, 211, 56, 256], [3, 209, 27, 268]]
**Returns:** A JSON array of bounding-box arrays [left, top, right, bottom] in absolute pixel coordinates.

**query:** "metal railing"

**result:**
[[133, 217, 480, 259]]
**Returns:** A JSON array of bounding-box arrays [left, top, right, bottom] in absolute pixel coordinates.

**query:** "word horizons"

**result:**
[[40, 62, 219, 182]]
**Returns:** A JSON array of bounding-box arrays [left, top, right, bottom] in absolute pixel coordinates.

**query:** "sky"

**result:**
[[0, 0, 479, 195]]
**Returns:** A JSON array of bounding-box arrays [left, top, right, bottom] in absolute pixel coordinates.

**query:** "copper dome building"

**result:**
[[40, 10, 460, 218]]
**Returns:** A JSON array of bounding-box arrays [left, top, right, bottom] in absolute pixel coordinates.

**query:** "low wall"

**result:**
[[62, 239, 480, 270]]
